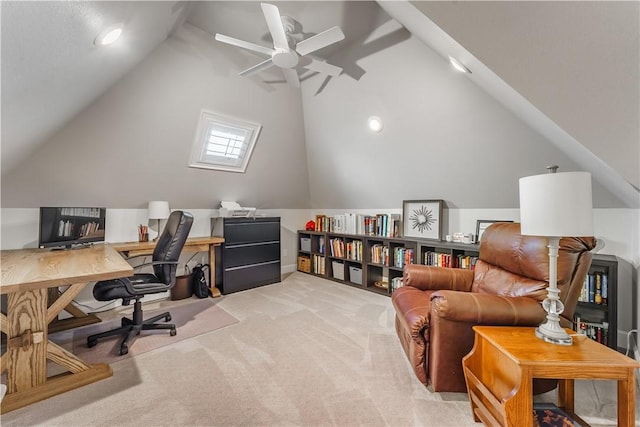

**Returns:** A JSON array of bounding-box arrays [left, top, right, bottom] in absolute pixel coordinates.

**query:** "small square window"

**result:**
[[189, 110, 261, 173]]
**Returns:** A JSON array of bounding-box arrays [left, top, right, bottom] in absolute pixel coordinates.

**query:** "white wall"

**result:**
[[3, 206, 636, 344]]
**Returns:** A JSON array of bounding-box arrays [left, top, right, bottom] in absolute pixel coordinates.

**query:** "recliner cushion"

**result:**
[[471, 259, 548, 301], [473, 223, 595, 300]]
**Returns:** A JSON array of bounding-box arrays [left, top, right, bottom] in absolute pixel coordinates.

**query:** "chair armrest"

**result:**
[[403, 264, 474, 292], [430, 290, 546, 325], [111, 277, 139, 296], [133, 261, 179, 271]]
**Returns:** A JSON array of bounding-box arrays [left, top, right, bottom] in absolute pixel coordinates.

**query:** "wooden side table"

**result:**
[[463, 326, 639, 427]]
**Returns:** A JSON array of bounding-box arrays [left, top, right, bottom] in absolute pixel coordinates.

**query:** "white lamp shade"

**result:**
[[148, 201, 170, 220], [519, 171, 593, 237]]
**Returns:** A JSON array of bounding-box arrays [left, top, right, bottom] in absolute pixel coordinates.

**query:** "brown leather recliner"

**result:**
[[392, 222, 596, 392]]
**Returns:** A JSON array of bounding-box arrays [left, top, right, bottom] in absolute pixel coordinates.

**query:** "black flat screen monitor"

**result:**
[[39, 207, 106, 249]]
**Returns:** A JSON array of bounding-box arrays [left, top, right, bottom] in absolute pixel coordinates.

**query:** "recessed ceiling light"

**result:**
[[95, 24, 123, 46], [449, 56, 471, 74], [368, 116, 384, 133]]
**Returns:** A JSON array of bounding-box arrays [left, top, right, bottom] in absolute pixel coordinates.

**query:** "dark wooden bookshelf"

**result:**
[[297, 231, 620, 351], [574, 253, 618, 350]]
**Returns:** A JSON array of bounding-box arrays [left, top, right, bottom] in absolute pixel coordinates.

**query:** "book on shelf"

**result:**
[[370, 244, 389, 266], [423, 251, 477, 270], [390, 277, 404, 292], [456, 254, 478, 270], [312, 254, 325, 275], [329, 238, 345, 258], [311, 213, 402, 238], [345, 240, 363, 261], [393, 247, 414, 269], [424, 251, 451, 268], [573, 313, 609, 345], [578, 272, 608, 305]]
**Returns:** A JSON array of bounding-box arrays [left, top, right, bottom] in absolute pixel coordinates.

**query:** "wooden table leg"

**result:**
[[557, 379, 574, 413], [1, 284, 112, 414], [209, 244, 221, 298], [504, 367, 534, 427], [618, 371, 636, 427], [47, 286, 101, 333], [6, 289, 48, 394]]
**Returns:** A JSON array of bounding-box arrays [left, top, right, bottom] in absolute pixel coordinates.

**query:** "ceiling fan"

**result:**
[[214, 3, 345, 88]]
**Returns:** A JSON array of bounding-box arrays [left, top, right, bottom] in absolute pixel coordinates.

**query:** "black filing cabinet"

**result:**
[[221, 217, 281, 294]]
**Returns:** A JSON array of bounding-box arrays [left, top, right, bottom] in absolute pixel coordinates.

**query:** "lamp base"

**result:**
[[535, 325, 573, 346], [153, 218, 161, 241]]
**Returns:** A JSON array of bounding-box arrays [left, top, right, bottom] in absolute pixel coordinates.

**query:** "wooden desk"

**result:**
[[463, 326, 639, 427], [0, 244, 134, 413], [111, 236, 224, 297]]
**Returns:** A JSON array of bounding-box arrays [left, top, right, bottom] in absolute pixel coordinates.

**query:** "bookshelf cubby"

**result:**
[[297, 231, 620, 351], [574, 253, 618, 350], [299, 230, 478, 296]]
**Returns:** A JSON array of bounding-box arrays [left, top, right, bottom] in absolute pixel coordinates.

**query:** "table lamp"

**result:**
[[148, 201, 170, 241], [519, 166, 593, 345]]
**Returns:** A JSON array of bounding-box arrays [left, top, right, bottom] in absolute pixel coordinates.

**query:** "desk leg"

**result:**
[[1, 284, 112, 414], [5, 289, 48, 393], [47, 287, 101, 333], [618, 371, 636, 427], [209, 244, 221, 298]]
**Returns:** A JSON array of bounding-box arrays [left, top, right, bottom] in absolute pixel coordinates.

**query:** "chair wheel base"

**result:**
[[120, 344, 128, 355], [87, 338, 98, 348], [170, 328, 176, 336]]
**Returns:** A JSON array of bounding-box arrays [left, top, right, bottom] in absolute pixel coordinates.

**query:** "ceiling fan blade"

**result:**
[[304, 59, 342, 77], [281, 68, 300, 88], [215, 33, 274, 56], [296, 26, 345, 56], [239, 58, 275, 77], [261, 3, 290, 51]]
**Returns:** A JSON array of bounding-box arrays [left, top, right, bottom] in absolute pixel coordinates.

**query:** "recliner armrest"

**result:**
[[430, 290, 547, 325], [403, 264, 474, 292]]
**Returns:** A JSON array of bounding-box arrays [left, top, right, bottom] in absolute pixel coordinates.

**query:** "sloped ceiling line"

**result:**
[[377, 0, 639, 208]]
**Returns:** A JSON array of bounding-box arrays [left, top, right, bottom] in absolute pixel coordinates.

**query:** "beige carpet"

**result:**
[[48, 298, 238, 365], [2, 273, 638, 426]]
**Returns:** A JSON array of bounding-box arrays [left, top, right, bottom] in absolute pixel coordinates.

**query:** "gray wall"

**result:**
[[413, 0, 640, 191], [1, 23, 310, 209], [300, 28, 624, 209], [1, 14, 627, 211]]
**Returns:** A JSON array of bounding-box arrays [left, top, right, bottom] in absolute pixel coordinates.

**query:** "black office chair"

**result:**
[[87, 210, 193, 355]]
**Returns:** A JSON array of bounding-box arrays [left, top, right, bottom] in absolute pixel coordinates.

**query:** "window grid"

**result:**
[[206, 131, 244, 160], [189, 110, 261, 173]]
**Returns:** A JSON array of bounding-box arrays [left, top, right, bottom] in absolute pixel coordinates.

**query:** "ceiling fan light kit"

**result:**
[[214, 2, 345, 88]]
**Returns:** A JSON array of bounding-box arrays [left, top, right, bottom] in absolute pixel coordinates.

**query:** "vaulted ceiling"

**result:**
[[1, 1, 638, 208]]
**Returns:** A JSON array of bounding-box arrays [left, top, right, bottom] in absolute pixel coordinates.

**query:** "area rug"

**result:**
[[48, 298, 238, 365]]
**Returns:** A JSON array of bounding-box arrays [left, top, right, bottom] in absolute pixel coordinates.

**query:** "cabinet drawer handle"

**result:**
[[225, 260, 279, 271], [226, 241, 279, 249]]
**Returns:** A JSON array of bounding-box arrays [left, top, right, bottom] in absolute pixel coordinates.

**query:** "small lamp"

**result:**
[[519, 166, 593, 345], [148, 201, 170, 241]]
